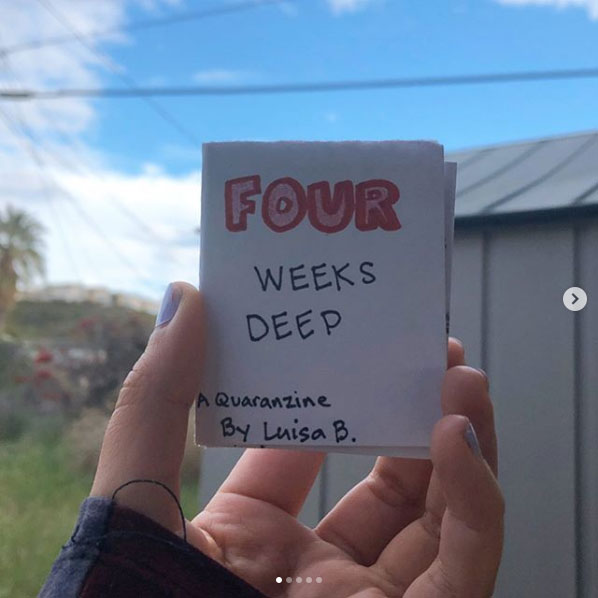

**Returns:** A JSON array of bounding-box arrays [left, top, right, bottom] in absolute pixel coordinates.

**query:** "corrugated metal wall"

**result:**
[[198, 217, 598, 597]]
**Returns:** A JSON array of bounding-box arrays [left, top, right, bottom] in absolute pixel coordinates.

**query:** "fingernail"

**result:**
[[477, 368, 490, 391], [451, 337, 464, 352], [156, 283, 181, 327], [464, 422, 482, 458]]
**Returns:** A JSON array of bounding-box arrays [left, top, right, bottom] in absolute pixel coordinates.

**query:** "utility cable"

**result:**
[[0, 34, 83, 282], [36, 0, 200, 147], [3, 66, 598, 100], [0, 106, 83, 282], [1, 0, 286, 56], [0, 39, 174, 250], [0, 107, 147, 281]]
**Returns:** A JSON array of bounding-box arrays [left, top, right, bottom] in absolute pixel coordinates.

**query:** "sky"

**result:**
[[0, 0, 597, 302]]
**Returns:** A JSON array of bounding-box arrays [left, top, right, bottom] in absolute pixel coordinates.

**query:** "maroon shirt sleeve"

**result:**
[[40, 497, 267, 598]]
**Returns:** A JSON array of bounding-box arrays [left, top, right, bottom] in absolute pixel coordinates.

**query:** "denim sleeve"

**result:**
[[38, 496, 266, 598], [39, 498, 114, 598]]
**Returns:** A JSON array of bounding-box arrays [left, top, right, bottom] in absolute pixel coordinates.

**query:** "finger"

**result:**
[[200, 336, 465, 522], [447, 337, 465, 369], [314, 337, 465, 565], [208, 448, 325, 517], [205, 337, 463, 525], [403, 416, 504, 598], [91, 282, 204, 535], [316, 456, 431, 565], [373, 365, 497, 584], [442, 365, 496, 475]]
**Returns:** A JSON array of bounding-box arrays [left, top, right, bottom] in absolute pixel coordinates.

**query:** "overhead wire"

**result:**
[[0, 106, 149, 283], [0, 38, 176, 252], [0, 105, 83, 282], [1, 4, 197, 290], [1, 0, 286, 56], [36, 0, 200, 147], [3, 2, 597, 273], [0, 32, 83, 282], [28, 128, 178, 250], [0, 88, 179, 295], [3, 65, 598, 100], [33, 133, 180, 249]]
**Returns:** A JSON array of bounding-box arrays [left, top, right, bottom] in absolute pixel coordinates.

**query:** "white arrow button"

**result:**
[[563, 287, 588, 312]]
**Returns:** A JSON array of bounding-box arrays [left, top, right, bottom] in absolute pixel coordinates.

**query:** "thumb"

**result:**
[[90, 282, 203, 534], [407, 415, 504, 597]]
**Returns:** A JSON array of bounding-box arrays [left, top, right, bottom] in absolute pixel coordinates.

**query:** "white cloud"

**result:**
[[1, 161, 201, 299], [494, 0, 598, 20], [0, 0, 202, 299], [327, 0, 380, 14], [192, 68, 255, 84], [0, 0, 130, 135]]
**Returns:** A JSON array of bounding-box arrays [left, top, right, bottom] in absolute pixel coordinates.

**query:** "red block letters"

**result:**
[[225, 176, 401, 233]]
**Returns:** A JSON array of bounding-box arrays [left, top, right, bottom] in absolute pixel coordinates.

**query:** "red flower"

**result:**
[[35, 348, 53, 363], [35, 369, 53, 380]]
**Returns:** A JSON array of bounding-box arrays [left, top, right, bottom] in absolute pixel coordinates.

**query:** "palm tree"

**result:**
[[0, 206, 45, 331]]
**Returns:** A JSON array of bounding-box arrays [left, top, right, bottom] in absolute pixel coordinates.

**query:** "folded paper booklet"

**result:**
[[196, 141, 456, 457]]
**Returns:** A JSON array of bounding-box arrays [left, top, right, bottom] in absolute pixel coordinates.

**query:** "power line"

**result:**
[[0, 106, 83, 282], [2, 66, 598, 100], [0, 31, 82, 282], [36, 0, 200, 147], [0, 0, 286, 56], [1, 103, 180, 292], [0, 82, 182, 291], [0, 38, 173, 250], [0, 106, 84, 281], [0, 106, 146, 281], [29, 133, 179, 249]]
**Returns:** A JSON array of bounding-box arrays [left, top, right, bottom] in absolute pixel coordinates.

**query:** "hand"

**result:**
[[91, 282, 504, 598]]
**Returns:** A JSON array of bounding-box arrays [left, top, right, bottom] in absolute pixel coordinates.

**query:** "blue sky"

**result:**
[[95, 0, 598, 175], [1, 0, 597, 299]]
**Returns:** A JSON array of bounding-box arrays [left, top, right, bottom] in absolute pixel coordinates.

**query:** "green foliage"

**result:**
[[0, 206, 45, 331], [6, 300, 154, 341], [0, 432, 91, 598], [0, 298, 200, 597], [0, 341, 24, 387], [0, 206, 45, 283], [4, 300, 155, 413], [0, 427, 199, 598], [0, 410, 27, 442]]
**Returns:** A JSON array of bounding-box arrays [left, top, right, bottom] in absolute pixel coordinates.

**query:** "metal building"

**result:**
[[199, 130, 598, 598]]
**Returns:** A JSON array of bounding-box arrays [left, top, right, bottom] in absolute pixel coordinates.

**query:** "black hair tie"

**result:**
[[111, 478, 187, 543]]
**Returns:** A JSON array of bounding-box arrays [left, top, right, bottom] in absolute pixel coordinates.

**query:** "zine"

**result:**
[[196, 141, 456, 457]]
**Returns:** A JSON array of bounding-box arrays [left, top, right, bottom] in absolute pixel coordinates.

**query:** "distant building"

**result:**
[[111, 292, 160, 314], [18, 284, 159, 314], [18, 284, 113, 305]]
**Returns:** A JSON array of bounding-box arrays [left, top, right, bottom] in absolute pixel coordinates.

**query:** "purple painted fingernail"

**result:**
[[464, 422, 482, 458], [477, 368, 490, 391], [156, 283, 181, 327]]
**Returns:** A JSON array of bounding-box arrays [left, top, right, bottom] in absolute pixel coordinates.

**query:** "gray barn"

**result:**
[[199, 130, 598, 598]]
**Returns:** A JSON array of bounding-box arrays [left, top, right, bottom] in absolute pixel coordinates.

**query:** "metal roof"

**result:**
[[447, 130, 598, 226]]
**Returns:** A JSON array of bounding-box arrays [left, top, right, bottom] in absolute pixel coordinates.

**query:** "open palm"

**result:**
[[92, 283, 503, 598]]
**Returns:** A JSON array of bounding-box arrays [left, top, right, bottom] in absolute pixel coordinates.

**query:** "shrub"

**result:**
[[0, 409, 28, 442]]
